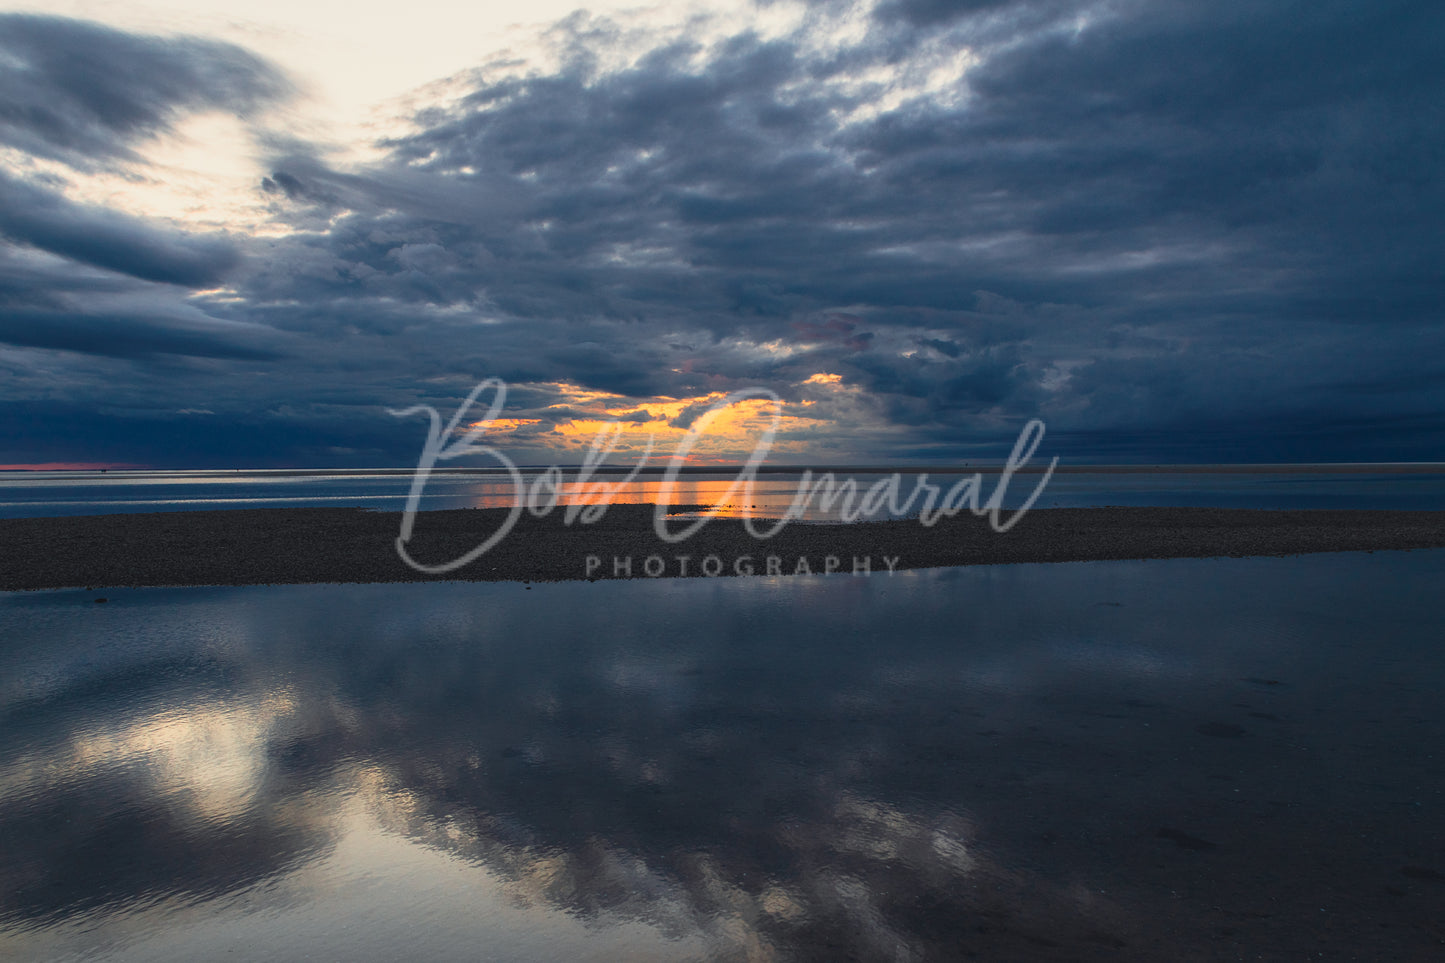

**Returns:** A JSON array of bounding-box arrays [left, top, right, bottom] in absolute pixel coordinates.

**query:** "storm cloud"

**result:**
[[0, 13, 290, 167], [2, 1, 1443, 466], [0, 13, 292, 424], [0, 172, 240, 285]]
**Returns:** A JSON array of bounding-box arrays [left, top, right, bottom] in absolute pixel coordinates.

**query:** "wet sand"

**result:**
[[4, 505, 1445, 590]]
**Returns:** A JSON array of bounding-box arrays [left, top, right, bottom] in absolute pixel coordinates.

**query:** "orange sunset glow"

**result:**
[[469, 376, 852, 464]]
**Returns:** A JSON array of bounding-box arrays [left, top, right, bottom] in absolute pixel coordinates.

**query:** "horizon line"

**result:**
[[4, 461, 1445, 475]]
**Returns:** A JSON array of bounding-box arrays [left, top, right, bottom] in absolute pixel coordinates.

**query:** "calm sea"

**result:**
[[3, 465, 1445, 518]]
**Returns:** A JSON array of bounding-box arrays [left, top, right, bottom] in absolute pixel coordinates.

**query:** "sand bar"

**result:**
[[4, 505, 1445, 590]]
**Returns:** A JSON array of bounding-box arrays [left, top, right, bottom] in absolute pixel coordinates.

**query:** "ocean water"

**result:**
[[3, 465, 1445, 519], [2, 552, 1444, 959]]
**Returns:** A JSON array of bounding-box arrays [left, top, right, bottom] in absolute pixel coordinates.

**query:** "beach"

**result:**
[[6, 483, 1445, 960], [4, 504, 1445, 590], [5, 0, 1442, 955]]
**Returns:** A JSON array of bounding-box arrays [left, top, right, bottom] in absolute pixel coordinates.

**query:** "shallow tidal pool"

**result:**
[[2, 552, 1443, 959]]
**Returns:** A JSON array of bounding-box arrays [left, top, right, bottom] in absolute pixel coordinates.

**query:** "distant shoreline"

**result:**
[[3, 462, 1445, 476], [4, 505, 1445, 591]]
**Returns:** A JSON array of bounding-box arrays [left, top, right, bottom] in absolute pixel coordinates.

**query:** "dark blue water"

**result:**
[[3, 467, 1445, 518], [3, 552, 1444, 959]]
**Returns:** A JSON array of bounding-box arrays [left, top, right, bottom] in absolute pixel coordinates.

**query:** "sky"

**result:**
[[0, 0, 1441, 468]]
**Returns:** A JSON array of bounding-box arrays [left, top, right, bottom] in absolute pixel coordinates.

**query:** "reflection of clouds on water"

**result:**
[[346, 753, 1093, 962], [3, 554, 1445, 958], [35, 700, 278, 821], [0, 674, 340, 931], [0, 573, 1129, 956]]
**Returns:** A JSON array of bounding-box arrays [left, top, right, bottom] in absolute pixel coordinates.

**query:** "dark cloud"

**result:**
[[0, 305, 281, 362], [260, 169, 341, 207], [0, 13, 291, 168], [260, 171, 308, 201], [3, 1, 1443, 465], [0, 172, 240, 286], [0, 14, 294, 427], [792, 315, 873, 352], [874, 0, 1026, 27]]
